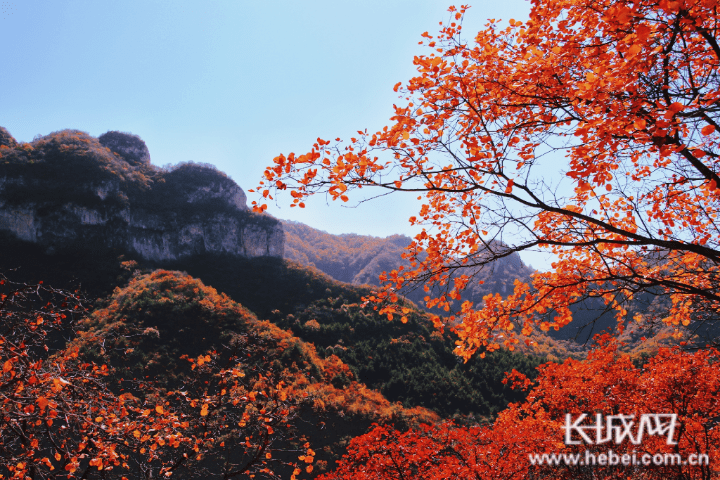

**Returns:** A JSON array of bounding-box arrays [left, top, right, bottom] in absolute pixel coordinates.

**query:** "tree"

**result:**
[[0, 272, 315, 479], [0, 275, 190, 479], [254, 0, 720, 359], [67, 269, 438, 478], [320, 339, 720, 479], [68, 270, 314, 479]]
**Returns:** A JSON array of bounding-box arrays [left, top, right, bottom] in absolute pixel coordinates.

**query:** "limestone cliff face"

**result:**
[[0, 128, 283, 261], [126, 209, 284, 261]]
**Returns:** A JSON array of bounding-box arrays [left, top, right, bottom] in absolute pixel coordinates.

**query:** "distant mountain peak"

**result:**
[[281, 220, 534, 311]]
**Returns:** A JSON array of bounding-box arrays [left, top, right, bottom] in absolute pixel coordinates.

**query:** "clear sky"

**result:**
[[1, 0, 555, 269]]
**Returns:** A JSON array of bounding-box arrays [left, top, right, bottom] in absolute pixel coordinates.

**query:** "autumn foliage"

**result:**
[[8, 0, 720, 475], [66, 270, 438, 477], [255, 0, 720, 358], [321, 338, 720, 479], [0, 271, 345, 479], [0, 276, 191, 478]]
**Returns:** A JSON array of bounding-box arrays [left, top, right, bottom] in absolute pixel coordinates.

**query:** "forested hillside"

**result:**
[[283, 220, 536, 313], [69, 270, 439, 475], [0, 228, 542, 422], [283, 220, 412, 285]]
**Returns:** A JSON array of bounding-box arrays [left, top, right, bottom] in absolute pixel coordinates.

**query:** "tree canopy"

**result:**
[[320, 338, 720, 480], [255, 0, 720, 359]]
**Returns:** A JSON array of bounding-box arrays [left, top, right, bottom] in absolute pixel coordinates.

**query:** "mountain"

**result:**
[[283, 220, 412, 285], [0, 127, 283, 261], [0, 126, 543, 419], [3, 123, 684, 476], [66, 269, 437, 476], [283, 220, 537, 313]]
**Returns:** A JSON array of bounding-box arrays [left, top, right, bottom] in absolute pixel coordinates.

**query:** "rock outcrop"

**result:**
[[0, 128, 283, 261], [98, 130, 151, 166]]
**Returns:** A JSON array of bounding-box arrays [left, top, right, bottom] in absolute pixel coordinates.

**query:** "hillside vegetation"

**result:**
[[0, 218, 544, 422], [147, 253, 544, 419], [66, 270, 437, 475], [283, 221, 537, 312]]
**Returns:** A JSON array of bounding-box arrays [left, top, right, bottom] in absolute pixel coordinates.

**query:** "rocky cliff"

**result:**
[[0, 127, 283, 261]]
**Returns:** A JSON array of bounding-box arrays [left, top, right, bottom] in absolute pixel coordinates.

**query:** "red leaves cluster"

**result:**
[[0, 273, 316, 479], [322, 339, 720, 479], [0, 277, 189, 478]]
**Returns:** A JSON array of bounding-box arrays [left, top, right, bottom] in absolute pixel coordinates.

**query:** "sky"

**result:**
[[0, 0, 556, 270]]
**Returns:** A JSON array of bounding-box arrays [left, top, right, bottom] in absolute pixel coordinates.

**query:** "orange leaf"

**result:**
[[702, 125, 716, 135], [505, 179, 514, 194]]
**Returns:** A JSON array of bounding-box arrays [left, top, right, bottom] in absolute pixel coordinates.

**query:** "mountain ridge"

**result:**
[[0, 127, 283, 261], [282, 219, 537, 312]]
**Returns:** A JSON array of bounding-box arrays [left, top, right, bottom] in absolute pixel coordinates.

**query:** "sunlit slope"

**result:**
[[68, 270, 437, 475]]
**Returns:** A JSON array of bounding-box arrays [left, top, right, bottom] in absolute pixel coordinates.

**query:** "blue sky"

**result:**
[[1, 0, 554, 269]]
